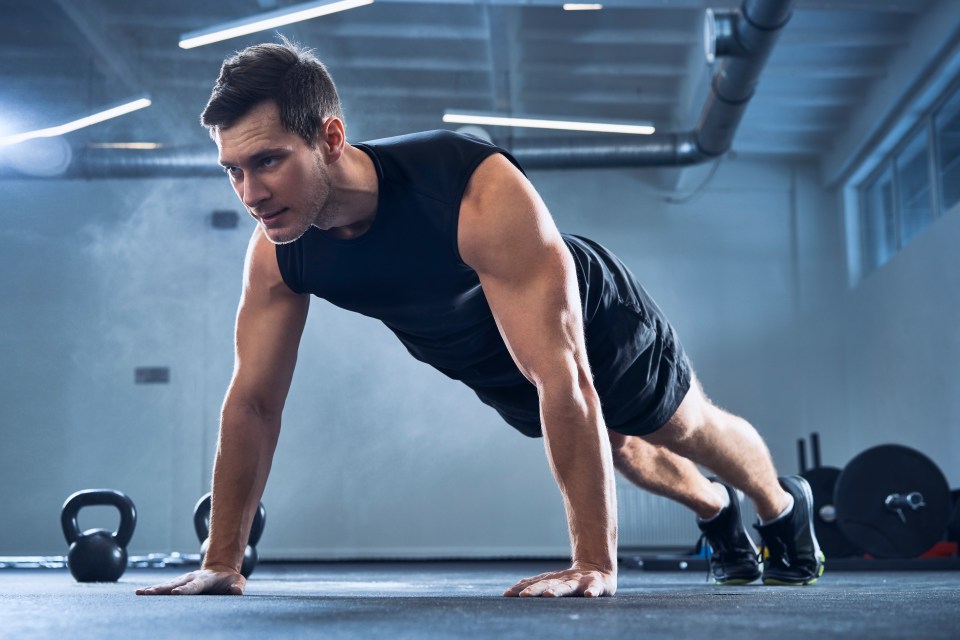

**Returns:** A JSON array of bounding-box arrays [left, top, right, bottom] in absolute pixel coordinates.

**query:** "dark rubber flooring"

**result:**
[[2, 561, 958, 639]]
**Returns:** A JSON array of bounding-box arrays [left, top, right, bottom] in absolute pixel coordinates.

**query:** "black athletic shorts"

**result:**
[[478, 235, 693, 438], [584, 274, 693, 437]]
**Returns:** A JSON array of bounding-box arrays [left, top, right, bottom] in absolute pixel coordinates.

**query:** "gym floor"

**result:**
[[2, 561, 958, 639]]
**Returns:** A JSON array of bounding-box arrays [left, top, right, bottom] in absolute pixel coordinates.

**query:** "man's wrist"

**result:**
[[202, 558, 242, 573], [572, 558, 617, 574]]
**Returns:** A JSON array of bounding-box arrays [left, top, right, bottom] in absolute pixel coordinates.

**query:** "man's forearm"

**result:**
[[204, 399, 282, 572], [539, 381, 618, 572]]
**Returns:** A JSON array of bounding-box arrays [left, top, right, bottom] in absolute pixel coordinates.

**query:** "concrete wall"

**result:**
[[838, 202, 960, 484], [0, 154, 847, 558]]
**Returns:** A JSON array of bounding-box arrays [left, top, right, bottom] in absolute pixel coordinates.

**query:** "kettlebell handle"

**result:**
[[193, 492, 266, 546], [61, 489, 137, 547]]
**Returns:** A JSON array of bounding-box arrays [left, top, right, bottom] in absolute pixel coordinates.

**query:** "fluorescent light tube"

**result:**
[[179, 0, 374, 49], [0, 98, 152, 147], [563, 4, 604, 10], [88, 142, 164, 150], [443, 112, 654, 135]]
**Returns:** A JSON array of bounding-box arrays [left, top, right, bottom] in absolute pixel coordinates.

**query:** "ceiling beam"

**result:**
[[777, 32, 909, 47], [339, 85, 491, 100], [524, 61, 689, 78], [485, 3, 514, 116], [522, 28, 697, 46], [373, 0, 711, 6], [523, 92, 679, 106], [52, 0, 184, 140], [764, 64, 887, 79], [822, 0, 960, 185]]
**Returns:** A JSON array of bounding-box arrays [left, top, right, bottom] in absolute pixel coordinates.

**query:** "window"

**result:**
[[862, 164, 896, 272], [935, 87, 960, 213], [895, 126, 934, 248], [852, 79, 960, 282]]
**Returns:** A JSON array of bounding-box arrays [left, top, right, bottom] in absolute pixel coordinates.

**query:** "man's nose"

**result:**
[[242, 176, 270, 209]]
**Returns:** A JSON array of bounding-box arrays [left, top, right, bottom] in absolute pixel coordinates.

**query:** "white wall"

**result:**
[[0, 154, 848, 558], [838, 203, 960, 484], [1, 179, 240, 556]]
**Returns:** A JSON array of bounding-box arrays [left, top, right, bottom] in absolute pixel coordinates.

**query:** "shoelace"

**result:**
[[696, 533, 713, 582], [757, 534, 792, 568], [694, 533, 713, 582], [697, 532, 740, 582]]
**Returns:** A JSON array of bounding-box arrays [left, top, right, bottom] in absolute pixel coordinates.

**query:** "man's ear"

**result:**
[[317, 117, 346, 163]]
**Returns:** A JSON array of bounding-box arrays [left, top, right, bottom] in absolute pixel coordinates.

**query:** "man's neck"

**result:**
[[323, 144, 379, 240]]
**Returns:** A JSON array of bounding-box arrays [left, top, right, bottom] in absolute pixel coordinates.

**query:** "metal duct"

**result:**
[[509, 132, 701, 170], [513, 0, 795, 169], [73, 146, 223, 179], [0, 0, 793, 178], [0, 144, 222, 179]]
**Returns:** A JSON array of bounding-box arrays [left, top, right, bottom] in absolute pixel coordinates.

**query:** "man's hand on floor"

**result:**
[[503, 564, 616, 597], [136, 567, 246, 596]]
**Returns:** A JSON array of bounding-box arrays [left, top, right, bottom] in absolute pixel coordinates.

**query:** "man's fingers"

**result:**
[[503, 582, 533, 597], [136, 569, 245, 596], [136, 572, 199, 596], [581, 576, 604, 597], [507, 573, 576, 597], [504, 572, 552, 593], [170, 580, 204, 595], [505, 568, 615, 598], [503, 573, 551, 596], [520, 579, 562, 597], [542, 579, 581, 597]]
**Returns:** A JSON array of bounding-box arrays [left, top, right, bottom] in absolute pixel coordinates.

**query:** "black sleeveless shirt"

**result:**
[[276, 130, 680, 436]]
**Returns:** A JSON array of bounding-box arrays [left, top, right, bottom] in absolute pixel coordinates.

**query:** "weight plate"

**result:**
[[947, 489, 960, 544], [801, 466, 861, 558], [835, 444, 950, 558]]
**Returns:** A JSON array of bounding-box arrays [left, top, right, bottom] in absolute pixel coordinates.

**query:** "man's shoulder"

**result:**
[[357, 130, 511, 205], [357, 129, 495, 154]]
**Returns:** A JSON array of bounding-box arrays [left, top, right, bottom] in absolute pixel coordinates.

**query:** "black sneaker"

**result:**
[[696, 482, 762, 585], [754, 475, 826, 586]]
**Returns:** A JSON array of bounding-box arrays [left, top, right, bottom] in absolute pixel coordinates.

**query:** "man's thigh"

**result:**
[[641, 373, 711, 447], [593, 311, 694, 438]]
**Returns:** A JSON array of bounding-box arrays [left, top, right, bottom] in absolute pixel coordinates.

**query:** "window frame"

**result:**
[[854, 76, 960, 281]]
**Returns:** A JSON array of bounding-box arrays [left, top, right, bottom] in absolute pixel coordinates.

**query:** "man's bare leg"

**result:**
[[608, 432, 730, 520], [610, 376, 824, 585], [639, 375, 791, 522]]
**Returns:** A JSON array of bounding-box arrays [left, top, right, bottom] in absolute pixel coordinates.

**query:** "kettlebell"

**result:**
[[61, 489, 137, 583], [193, 492, 266, 578]]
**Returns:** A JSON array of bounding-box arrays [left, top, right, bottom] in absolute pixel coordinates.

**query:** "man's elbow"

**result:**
[[222, 393, 284, 427], [535, 359, 601, 423]]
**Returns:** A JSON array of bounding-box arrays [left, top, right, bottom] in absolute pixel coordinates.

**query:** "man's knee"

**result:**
[[608, 429, 671, 473], [643, 382, 714, 452], [607, 430, 630, 466]]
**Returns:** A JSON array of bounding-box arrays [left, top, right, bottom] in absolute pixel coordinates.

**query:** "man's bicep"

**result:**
[[459, 156, 587, 388], [227, 229, 310, 417], [475, 249, 586, 388]]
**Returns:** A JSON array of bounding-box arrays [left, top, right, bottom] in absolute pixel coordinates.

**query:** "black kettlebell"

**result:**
[[193, 492, 266, 578], [61, 489, 137, 583]]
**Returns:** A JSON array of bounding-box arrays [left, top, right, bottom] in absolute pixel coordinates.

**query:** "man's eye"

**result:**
[[262, 157, 277, 167], [224, 166, 240, 177]]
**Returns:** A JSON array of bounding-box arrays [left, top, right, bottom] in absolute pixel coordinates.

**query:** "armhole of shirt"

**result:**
[[450, 146, 526, 268], [275, 242, 306, 295]]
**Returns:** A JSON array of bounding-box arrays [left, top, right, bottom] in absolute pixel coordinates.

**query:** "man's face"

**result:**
[[216, 101, 332, 244]]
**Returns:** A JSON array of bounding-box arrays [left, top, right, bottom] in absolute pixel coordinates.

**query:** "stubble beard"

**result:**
[[265, 157, 333, 245]]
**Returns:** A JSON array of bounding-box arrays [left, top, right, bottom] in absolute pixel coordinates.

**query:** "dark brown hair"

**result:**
[[200, 37, 343, 145]]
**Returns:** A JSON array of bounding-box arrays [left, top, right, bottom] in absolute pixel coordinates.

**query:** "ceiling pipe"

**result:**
[[0, 0, 794, 178], [0, 144, 221, 179], [508, 132, 702, 170], [512, 0, 795, 169], [74, 146, 221, 179]]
